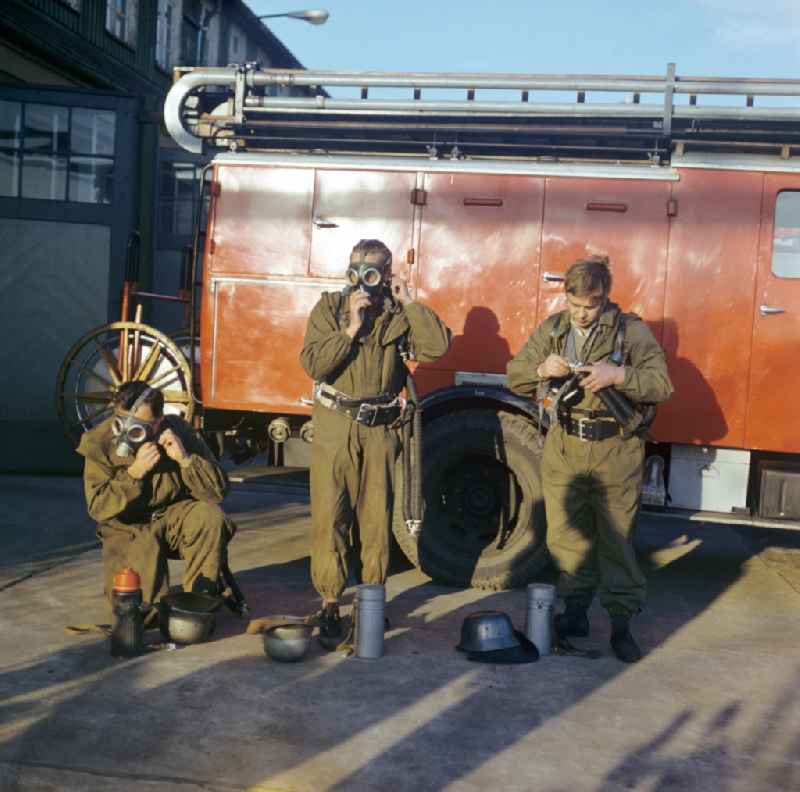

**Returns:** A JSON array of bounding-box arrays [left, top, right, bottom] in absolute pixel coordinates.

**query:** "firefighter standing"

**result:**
[[507, 257, 673, 662], [77, 382, 235, 610], [300, 239, 451, 649]]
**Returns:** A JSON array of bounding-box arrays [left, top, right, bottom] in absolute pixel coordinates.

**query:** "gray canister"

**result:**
[[355, 584, 385, 659], [525, 583, 555, 656]]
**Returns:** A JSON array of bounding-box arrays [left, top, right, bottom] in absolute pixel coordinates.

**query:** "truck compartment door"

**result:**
[[308, 170, 415, 278], [537, 177, 671, 335], [746, 176, 800, 453], [415, 172, 545, 393]]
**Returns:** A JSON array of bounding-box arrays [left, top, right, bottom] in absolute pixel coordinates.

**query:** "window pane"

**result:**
[[71, 108, 116, 156], [182, 18, 199, 64], [159, 200, 194, 236], [0, 101, 22, 148], [156, 0, 174, 70], [106, 0, 138, 47], [69, 156, 113, 203], [773, 192, 800, 279], [24, 104, 69, 154], [22, 155, 67, 200], [0, 149, 20, 196], [174, 163, 197, 201]]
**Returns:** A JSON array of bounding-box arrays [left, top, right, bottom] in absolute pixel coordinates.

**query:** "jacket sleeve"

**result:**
[[405, 302, 452, 363], [506, 321, 552, 399], [79, 436, 145, 523], [616, 320, 674, 404], [178, 424, 229, 503], [299, 294, 355, 381]]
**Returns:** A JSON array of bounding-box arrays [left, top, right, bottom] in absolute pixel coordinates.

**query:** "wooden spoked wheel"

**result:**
[[56, 321, 194, 444]]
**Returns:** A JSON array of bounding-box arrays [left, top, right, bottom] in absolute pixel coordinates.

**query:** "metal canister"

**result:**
[[110, 567, 145, 658], [525, 583, 555, 656], [355, 584, 385, 659]]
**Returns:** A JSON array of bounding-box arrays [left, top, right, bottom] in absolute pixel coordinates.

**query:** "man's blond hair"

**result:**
[[564, 255, 612, 297]]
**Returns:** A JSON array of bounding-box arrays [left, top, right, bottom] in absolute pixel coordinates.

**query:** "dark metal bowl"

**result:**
[[456, 610, 521, 653], [158, 592, 222, 645], [263, 623, 313, 662]]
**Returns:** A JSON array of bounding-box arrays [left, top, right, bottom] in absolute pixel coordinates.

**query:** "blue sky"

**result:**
[[249, 0, 800, 79]]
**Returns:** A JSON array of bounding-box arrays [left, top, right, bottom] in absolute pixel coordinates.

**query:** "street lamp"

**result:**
[[256, 9, 330, 25]]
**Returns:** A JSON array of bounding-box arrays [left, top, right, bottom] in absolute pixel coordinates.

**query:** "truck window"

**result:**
[[773, 191, 800, 278]]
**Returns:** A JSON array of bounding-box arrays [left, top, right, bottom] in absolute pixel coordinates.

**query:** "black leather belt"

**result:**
[[561, 416, 620, 441], [316, 384, 403, 427], [332, 401, 402, 426], [569, 407, 612, 419]]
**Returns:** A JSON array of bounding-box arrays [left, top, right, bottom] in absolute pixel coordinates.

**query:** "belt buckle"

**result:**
[[355, 402, 378, 426], [577, 417, 590, 442]]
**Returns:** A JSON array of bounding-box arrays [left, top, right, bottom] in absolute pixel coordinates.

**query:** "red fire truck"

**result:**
[[58, 64, 800, 589]]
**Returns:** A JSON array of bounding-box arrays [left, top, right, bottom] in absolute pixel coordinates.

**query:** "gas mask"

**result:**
[[110, 388, 160, 458], [346, 242, 392, 300]]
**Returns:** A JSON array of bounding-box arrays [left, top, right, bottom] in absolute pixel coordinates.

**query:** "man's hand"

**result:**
[[128, 442, 161, 480], [158, 428, 189, 466], [537, 354, 571, 379], [345, 290, 372, 338], [576, 362, 626, 392], [390, 276, 413, 306]]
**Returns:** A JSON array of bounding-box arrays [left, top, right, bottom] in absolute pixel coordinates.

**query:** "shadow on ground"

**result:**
[[2, 501, 799, 790]]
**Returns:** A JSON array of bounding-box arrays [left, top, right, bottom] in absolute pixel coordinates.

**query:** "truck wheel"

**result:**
[[391, 409, 549, 590]]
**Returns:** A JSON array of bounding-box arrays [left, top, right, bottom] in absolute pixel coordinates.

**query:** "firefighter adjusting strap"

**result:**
[[315, 383, 404, 427]]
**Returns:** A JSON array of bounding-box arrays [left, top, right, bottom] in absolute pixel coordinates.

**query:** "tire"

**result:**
[[392, 409, 549, 590]]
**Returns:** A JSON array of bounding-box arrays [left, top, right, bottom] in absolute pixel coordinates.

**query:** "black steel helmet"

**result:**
[[456, 610, 539, 664]]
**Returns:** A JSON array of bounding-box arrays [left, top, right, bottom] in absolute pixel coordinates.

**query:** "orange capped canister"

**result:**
[[112, 567, 141, 593]]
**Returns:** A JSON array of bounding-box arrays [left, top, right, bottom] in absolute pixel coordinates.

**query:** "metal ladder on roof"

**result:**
[[165, 62, 800, 162]]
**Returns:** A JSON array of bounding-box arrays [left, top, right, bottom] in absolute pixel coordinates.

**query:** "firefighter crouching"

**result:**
[[300, 239, 451, 649], [77, 382, 236, 613], [507, 256, 673, 662]]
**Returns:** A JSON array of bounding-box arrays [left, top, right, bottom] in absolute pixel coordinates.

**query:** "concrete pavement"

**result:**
[[1, 475, 799, 792]]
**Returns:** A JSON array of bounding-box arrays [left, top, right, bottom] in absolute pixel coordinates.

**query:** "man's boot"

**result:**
[[554, 598, 590, 639], [610, 614, 642, 663], [317, 601, 343, 651]]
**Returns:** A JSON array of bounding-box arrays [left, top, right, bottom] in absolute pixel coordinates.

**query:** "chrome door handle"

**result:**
[[313, 217, 338, 229], [543, 271, 565, 282], [760, 304, 786, 316], [299, 397, 314, 406]]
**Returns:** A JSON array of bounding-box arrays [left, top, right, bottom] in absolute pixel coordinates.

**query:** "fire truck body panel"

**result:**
[[200, 151, 800, 459]]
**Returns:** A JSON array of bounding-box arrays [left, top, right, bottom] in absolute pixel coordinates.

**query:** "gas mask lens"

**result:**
[[347, 263, 385, 295], [361, 267, 382, 288]]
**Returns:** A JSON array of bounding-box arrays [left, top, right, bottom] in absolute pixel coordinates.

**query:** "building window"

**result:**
[[156, 0, 174, 71], [59, 0, 81, 11], [106, 0, 139, 48], [182, 0, 202, 65], [229, 30, 241, 61], [159, 162, 204, 237], [772, 192, 800, 279], [0, 101, 115, 203], [0, 100, 22, 197]]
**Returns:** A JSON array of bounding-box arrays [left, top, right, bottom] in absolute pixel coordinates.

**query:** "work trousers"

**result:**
[[100, 499, 234, 607], [541, 424, 646, 617], [309, 405, 400, 600]]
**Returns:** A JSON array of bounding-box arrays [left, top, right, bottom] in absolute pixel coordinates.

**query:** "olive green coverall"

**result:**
[[77, 416, 235, 607], [507, 302, 673, 616], [300, 292, 451, 600]]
